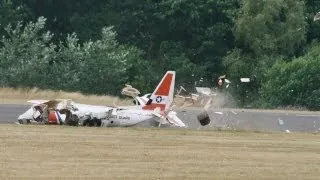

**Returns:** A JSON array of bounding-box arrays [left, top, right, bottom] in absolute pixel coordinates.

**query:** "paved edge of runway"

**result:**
[[1, 103, 320, 132]]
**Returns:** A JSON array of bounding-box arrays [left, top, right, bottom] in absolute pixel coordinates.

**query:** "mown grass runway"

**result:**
[[0, 125, 319, 179]]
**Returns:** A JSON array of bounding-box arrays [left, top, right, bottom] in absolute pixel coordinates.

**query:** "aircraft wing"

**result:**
[[166, 111, 186, 127], [152, 108, 186, 127]]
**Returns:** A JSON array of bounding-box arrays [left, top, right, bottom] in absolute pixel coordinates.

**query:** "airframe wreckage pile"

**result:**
[[17, 72, 252, 128], [17, 71, 187, 128]]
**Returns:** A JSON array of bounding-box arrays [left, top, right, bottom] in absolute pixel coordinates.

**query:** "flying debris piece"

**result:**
[[278, 118, 284, 126], [231, 110, 238, 115], [175, 86, 217, 108], [214, 112, 223, 115], [240, 78, 250, 83], [314, 12, 320, 21], [121, 84, 140, 98], [218, 79, 223, 86], [285, 129, 290, 133], [197, 111, 211, 126], [278, 118, 291, 133], [313, 121, 318, 133], [219, 75, 226, 79], [180, 86, 187, 92], [195, 87, 212, 96], [204, 97, 213, 111]]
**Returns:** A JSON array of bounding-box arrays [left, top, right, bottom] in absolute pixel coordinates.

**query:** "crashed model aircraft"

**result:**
[[17, 71, 186, 128]]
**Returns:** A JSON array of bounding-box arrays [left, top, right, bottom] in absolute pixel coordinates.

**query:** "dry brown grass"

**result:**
[[0, 87, 133, 105], [0, 124, 319, 179]]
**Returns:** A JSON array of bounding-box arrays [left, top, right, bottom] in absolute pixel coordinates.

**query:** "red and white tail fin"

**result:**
[[142, 71, 175, 111]]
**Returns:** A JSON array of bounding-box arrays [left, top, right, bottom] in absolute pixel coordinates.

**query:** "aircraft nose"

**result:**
[[17, 113, 32, 124]]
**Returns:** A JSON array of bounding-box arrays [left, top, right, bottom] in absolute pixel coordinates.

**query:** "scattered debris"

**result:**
[[314, 12, 320, 21], [174, 86, 198, 108], [217, 75, 226, 88], [225, 79, 231, 84], [240, 78, 250, 83], [218, 79, 223, 86], [195, 87, 214, 96], [278, 118, 284, 126], [278, 118, 291, 133], [174, 86, 216, 108], [313, 120, 318, 133], [204, 97, 213, 111], [219, 75, 226, 79], [285, 129, 290, 133], [231, 110, 238, 115], [121, 84, 140, 98]]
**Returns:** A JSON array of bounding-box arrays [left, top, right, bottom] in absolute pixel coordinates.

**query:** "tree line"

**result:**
[[0, 0, 319, 110]]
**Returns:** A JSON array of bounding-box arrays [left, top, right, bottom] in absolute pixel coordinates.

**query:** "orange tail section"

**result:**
[[142, 71, 175, 111]]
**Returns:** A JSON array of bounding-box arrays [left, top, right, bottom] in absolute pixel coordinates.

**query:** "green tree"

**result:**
[[234, 0, 306, 57], [305, 0, 320, 42], [261, 43, 320, 110], [224, 0, 307, 106], [152, 0, 240, 82], [0, 0, 32, 42], [0, 17, 56, 87], [46, 26, 145, 95], [0, 17, 145, 95]]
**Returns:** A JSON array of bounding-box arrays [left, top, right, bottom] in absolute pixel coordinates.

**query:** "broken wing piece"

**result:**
[[152, 107, 186, 127], [166, 111, 186, 127]]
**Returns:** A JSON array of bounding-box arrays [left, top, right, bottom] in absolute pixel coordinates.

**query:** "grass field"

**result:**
[[0, 125, 319, 179]]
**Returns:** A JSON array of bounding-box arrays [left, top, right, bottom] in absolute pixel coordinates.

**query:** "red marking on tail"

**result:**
[[142, 104, 166, 111], [142, 71, 175, 111], [154, 73, 173, 96]]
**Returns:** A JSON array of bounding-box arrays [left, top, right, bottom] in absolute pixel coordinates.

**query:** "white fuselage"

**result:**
[[101, 109, 160, 127], [71, 103, 112, 119]]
